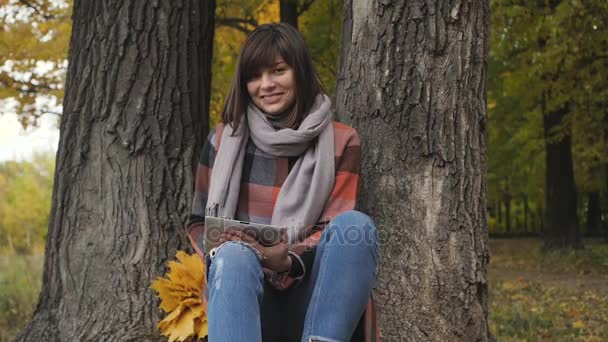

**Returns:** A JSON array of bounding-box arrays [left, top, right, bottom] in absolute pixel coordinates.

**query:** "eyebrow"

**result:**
[[270, 60, 287, 66]]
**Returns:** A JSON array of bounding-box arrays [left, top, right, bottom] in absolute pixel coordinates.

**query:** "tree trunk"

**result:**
[[505, 193, 511, 233], [523, 195, 529, 234], [604, 122, 608, 242], [335, 1, 490, 340], [497, 199, 502, 229], [586, 191, 601, 237], [542, 105, 581, 249], [538, 205, 545, 233], [16, 1, 215, 340], [280, 0, 298, 29]]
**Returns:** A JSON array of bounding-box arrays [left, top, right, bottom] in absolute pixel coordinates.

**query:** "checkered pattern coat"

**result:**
[[187, 122, 379, 342]]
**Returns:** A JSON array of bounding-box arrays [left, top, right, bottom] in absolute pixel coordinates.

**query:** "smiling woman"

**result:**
[[246, 59, 296, 117], [186, 23, 380, 342], [220, 23, 324, 132]]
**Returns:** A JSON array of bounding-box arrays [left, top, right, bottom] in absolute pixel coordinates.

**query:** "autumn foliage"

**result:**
[[151, 251, 208, 342]]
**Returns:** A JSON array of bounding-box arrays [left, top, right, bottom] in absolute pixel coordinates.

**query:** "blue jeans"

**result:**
[[207, 210, 380, 342]]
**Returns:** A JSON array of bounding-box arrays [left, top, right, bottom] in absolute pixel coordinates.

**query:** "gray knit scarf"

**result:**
[[206, 94, 335, 242]]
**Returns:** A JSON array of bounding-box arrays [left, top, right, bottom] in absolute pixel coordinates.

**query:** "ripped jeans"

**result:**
[[206, 210, 380, 342]]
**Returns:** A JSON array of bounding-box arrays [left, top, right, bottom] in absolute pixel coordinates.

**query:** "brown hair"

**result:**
[[221, 23, 324, 133]]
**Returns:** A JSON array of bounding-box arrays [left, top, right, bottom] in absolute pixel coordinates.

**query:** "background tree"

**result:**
[[15, 0, 215, 340], [0, 153, 54, 254], [490, 0, 608, 247], [0, 0, 71, 126], [335, 1, 490, 340]]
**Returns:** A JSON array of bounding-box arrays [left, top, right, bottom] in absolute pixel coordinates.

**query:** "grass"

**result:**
[[0, 253, 43, 342], [489, 238, 608, 275], [1, 239, 607, 341], [488, 238, 608, 341]]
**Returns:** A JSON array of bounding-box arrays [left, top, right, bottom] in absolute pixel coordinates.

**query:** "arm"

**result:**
[[187, 127, 219, 258]]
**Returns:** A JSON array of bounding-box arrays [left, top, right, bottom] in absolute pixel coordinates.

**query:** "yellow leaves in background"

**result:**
[[489, 275, 608, 340], [572, 320, 586, 329], [151, 251, 207, 342], [0, 155, 54, 254], [256, 0, 279, 24]]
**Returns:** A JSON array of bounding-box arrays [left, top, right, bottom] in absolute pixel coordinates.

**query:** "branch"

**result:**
[[18, 0, 54, 20], [297, 0, 315, 16], [215, 17, 258, 35]]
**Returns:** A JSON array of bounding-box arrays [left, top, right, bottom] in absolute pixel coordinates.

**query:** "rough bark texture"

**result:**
[[16, 1, 215, 341], [335, 1, 490, 341], [542, 106, 580, 249]]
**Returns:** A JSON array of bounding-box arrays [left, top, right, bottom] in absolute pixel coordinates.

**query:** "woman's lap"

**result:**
[[207, 210, 379, 342]]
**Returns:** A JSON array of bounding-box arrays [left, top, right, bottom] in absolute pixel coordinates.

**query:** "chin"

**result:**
[[259, 105, 287, 115]]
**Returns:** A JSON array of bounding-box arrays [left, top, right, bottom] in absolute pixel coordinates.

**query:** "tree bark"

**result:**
[[335, 1, 490, 340], [542, 105, 581, 249], [16, 1, 215, 340], [586, 191, 601, 237], [280, 0, 298, 29]]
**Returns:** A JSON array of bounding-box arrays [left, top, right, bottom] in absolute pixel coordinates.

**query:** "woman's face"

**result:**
[[246, 58, 296, 116]]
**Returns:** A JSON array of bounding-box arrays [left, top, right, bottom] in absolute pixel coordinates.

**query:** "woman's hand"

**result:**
[[220, 229, 292, 273]]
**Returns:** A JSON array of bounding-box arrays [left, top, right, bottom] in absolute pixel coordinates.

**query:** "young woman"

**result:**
[[187, 23, 380, 342]]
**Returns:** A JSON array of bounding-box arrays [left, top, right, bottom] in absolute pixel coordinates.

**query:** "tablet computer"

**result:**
[[203, 216, 285, 254]]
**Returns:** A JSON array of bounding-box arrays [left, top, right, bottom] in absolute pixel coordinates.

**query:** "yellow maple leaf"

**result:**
[[572, 320, 585, 329], [151, 251, 208, 341]]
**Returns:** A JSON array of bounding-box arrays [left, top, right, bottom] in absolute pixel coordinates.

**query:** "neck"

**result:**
[[264, 108, 293, 129]]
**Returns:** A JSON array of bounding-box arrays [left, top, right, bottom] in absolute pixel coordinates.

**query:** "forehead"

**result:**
[[241, 40, 294, 78]]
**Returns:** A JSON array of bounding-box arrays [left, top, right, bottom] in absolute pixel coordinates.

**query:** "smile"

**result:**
[[261, 93, 283, 104]]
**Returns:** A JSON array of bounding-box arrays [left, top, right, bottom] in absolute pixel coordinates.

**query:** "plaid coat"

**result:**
[[187, 122, 379, 342]]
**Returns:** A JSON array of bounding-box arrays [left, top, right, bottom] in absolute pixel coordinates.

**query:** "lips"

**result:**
[[261, 93, 283, 104]]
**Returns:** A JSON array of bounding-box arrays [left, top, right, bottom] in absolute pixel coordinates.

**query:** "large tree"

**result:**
[[16, 0, 215, 340], [335, 1, 490, 340]]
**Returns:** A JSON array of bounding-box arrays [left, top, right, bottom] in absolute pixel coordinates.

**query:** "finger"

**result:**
[[233, 230, 257, 244], [222, 232, 241, 242]]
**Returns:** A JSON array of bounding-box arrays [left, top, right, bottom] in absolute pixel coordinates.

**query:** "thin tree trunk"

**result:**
[[538, 205, 545, 233], [604, 119, 608, 242], [16, 1, 215, 340], [280, 0, 298, 29], [587, 191, 601, 237], [335, 1, 490, 340], [542, 104, 581, 249], [523, 195, 529, 234], [505, 193, 511, 233], [497, 199, 502, 229]]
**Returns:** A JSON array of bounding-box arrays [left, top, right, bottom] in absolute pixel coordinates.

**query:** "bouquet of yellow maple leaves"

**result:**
[[151, 251, 208, 342]]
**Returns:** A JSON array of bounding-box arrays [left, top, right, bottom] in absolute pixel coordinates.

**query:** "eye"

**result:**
[[274, 67, 286, 74]]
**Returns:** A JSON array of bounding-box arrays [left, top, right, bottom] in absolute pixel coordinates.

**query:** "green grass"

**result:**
[[489, 238, 608, 275], [489, 239, 608, 341], [0, 253, 43, 342]]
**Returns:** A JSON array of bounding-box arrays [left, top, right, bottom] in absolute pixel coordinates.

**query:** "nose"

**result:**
[[260, 72, 275, 90]]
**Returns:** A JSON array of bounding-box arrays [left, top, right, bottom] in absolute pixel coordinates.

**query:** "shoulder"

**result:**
[[332, 121, 361, 150], [207, 123, 225, 150]]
